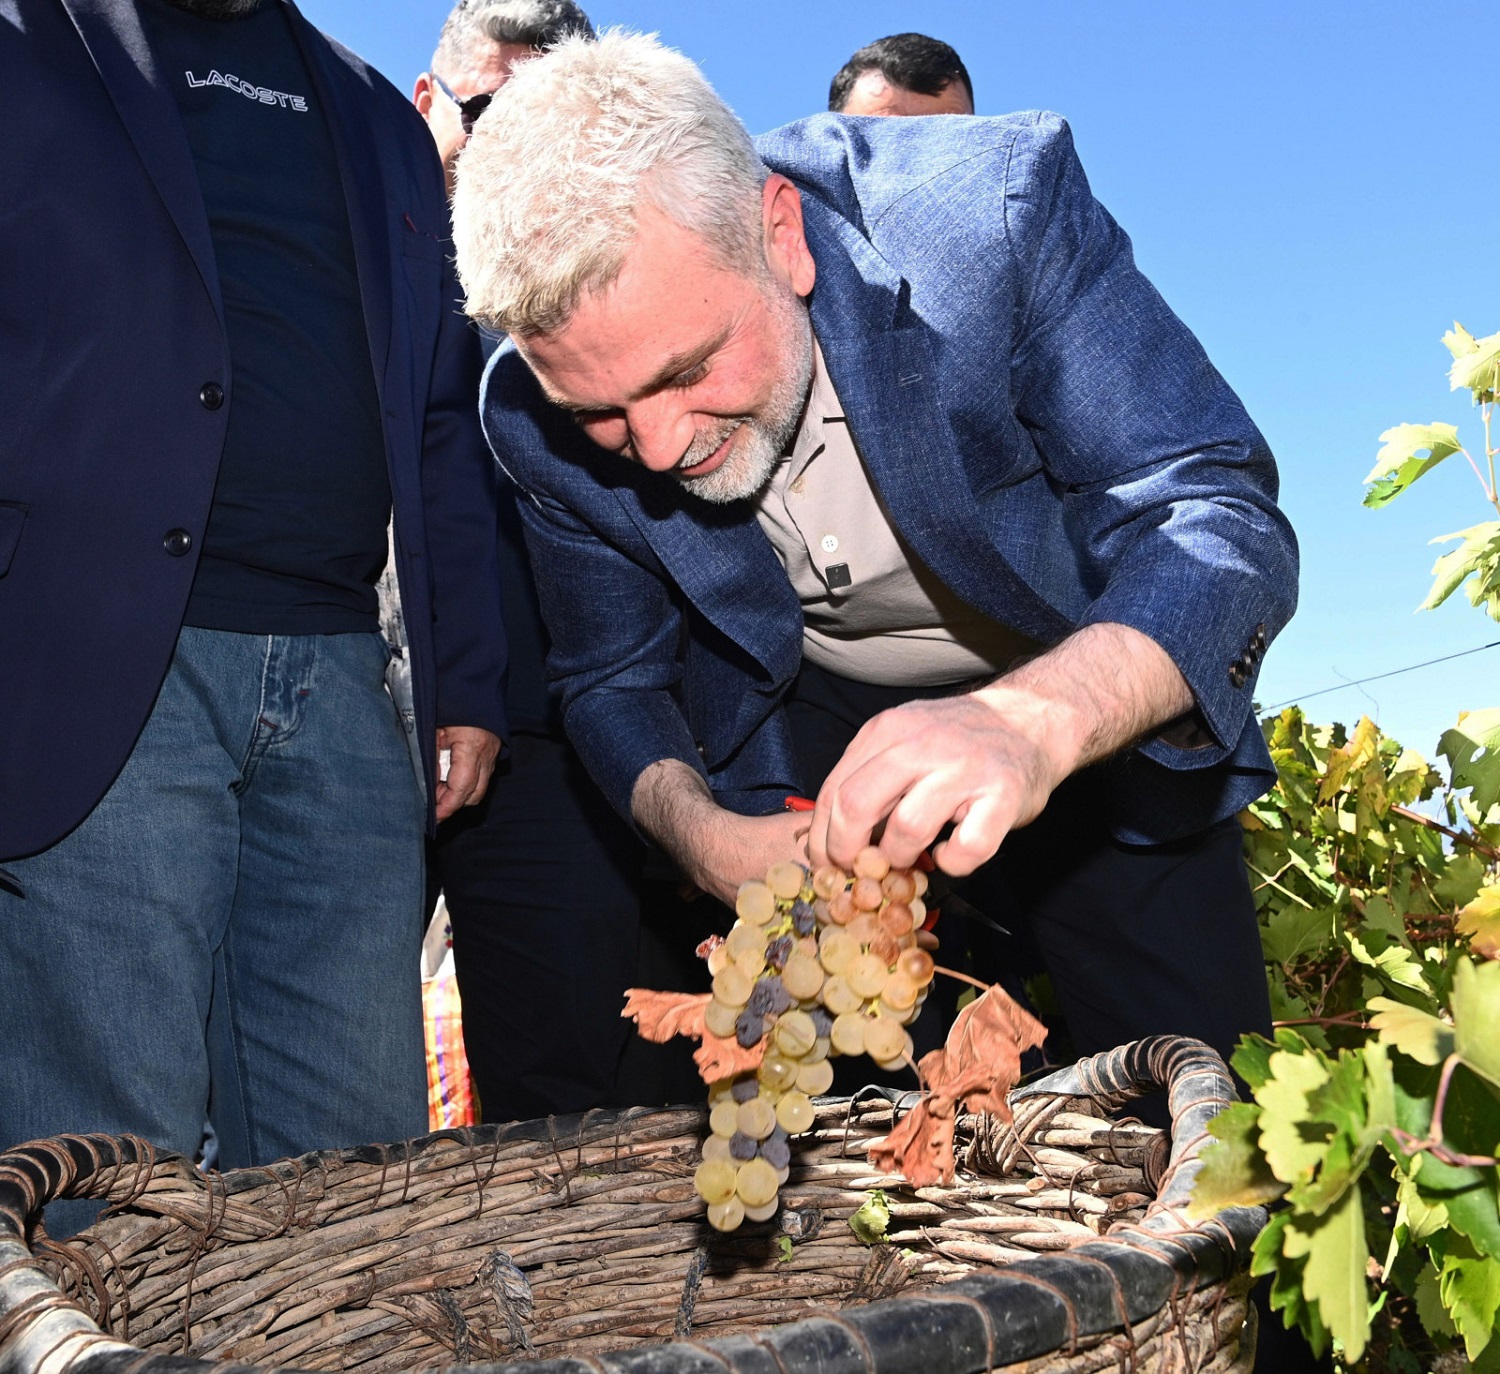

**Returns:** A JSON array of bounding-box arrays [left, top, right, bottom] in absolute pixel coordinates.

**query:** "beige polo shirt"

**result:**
[[754, 339, 1036, 687]]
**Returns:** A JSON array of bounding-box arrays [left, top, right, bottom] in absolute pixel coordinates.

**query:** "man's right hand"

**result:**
[[631, 758, 809, 906]]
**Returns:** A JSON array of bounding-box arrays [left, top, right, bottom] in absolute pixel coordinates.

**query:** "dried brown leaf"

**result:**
[[621, 989, 710, 1043], [868, 1098, 956, 1187], [871, 984, 1047, 1185], [920, 985, 1048, 1121], [695, 1030, 767, 1082]]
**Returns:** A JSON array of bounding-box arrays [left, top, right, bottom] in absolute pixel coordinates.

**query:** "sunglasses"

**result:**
[[433, 73, 495, 136]]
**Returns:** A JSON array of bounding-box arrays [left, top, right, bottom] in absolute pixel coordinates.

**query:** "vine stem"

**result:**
[[1458, 443, 1493, 504], [1389, 804, 1500, 862], [1484, 383, 1498, 513], [1391, 1052, 1500, 1169], [1273, 1013, 1370, 1030]]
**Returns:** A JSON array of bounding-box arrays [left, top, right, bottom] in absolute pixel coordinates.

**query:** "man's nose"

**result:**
[[625, 398, 695, 472]]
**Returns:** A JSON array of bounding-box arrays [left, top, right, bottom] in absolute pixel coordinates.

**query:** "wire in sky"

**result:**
[[1265, 640, 1500, 710]]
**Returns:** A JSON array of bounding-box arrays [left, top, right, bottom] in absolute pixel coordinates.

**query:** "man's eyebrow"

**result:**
[[540, 328, 733, 414]]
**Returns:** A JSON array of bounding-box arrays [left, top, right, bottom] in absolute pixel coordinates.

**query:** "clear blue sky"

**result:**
[[306, 0, 1500, 761]]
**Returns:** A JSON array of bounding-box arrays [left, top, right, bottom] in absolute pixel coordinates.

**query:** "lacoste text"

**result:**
[[184, 70, 308, 110]]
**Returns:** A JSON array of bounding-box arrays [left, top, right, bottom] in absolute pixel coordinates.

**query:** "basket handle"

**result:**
[[1009, 1035, 1239, 1217], [0, 1134, 170, 1243]]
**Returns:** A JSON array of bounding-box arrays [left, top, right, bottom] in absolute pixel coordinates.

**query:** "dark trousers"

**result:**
[[433, 731, 646, 1121], [784, 662, 1273, 1088]]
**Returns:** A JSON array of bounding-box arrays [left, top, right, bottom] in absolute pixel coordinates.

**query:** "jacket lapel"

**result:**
[[802, 199, 1073, 645], [59, 0, 223, 327], [612, 477, 804, 690], [283, 0, 393, 395]]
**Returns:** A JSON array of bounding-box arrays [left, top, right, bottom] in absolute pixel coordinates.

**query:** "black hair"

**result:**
[[828, 32, 972, 113]]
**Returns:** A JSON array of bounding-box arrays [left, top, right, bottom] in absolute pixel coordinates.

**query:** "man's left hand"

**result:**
[[434, 725, 502, 821]]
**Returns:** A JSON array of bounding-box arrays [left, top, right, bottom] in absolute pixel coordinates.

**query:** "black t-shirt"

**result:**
[[142, 0, 390, 634]]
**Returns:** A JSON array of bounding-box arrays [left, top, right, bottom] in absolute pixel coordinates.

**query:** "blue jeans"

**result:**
[[0, 628, 427, 1228]]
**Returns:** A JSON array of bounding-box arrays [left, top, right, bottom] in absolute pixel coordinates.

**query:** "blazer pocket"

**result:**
[[0, 501, 28, 578]]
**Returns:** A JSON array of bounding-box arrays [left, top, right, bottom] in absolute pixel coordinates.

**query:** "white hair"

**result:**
[[452, 29, 769, 337]]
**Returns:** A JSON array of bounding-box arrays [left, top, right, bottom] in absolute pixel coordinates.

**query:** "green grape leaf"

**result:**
[[1292, 1043, 1396, 1215], [1364, 423, 1464, 508], [1319, 716, 1380, 800], [1457, 884, 1500, 961], [1187, 1103, 1286, 1217], [1396, 1164, 1451, 1243], [1282, 1185, 1370, 1363], [1231, 1033, 1278, 1091], [776, 1235, 794, 1262], [1397, 1071, 1500, 1257], [1388, 745, 1440, 807], [1442, 321, 1479, 360], [1442, 1173, 1500, 1259], [1361, 895, 1409, 947], [1436, 849, 1490, 909], [1347, 928, 1435, 996], [1263, 904, 1337, 965], [1439, 1246, 1500, 1361], [1424, 523, 1500, 619], [1415, 1263, 1459, 1339], [1451, 957, 1500, 1090], [848, 1190, 890, 1245], [1252, 1212, 1330, 1356], [1369, 996, 1453, 1066], [1257, 1049, 1333, 1185], [1448, 328, 1500, 403]]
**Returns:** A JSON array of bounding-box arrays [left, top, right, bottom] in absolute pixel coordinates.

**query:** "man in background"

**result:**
[[829, 32, 973, 115], [413, 0, 669, 1122], [0, 0, 505, 1228]]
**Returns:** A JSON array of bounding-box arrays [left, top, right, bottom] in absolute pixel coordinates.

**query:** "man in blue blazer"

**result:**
[[455, 33, 1297, 1070], [0, 0, 506, 1192]]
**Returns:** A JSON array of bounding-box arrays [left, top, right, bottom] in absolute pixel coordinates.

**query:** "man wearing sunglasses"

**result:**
[[415, 0, 592, 197], [413, 1, 672, 1126]]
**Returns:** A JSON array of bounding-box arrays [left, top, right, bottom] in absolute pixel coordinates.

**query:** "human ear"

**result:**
[[412, 72, 435, 120], [762, 175, 816, 298]]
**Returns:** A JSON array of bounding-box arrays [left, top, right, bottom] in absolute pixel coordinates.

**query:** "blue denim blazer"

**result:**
[[481, 111, 1299, 845]]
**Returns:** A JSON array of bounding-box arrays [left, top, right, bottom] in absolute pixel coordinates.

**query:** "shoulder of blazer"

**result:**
[[754, 110, 1069, 230]]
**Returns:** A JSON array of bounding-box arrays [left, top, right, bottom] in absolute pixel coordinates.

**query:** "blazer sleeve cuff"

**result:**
[[1078, 576, 1283, 773], [566, 689, 709, 828]]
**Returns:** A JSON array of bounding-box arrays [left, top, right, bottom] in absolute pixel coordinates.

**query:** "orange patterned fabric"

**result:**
[[423, 972, 477, 1128]]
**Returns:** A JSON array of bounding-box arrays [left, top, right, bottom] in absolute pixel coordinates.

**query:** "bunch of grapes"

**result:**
[[691, 848, 938, 1231]]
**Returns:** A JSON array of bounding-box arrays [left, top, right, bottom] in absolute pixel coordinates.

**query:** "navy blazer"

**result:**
[[0, 0, 507, 859], [482, 112, 1298, 846]]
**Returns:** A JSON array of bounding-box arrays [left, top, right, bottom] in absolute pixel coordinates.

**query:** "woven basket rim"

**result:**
[[0, 1036, 1264, 1374]]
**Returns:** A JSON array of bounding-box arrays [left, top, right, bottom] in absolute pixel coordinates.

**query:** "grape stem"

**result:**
[[932, 964, 990, 992]]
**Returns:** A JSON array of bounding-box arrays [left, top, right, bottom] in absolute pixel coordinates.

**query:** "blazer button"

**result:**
[[163, 528, 193, 556], [199, 382, 224, 410], [1228, 661, 1247, 688]]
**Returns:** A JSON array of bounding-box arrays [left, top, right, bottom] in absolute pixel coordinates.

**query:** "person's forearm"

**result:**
[[630, 758, 810, 905], [630, 758, 721, 890], [972, 622, 1193, 783]]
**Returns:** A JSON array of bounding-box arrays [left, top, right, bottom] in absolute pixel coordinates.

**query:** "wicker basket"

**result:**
[[0, 1037, 1264, 1374]]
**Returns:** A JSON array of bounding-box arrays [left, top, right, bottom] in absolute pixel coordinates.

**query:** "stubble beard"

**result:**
[[674, 285, 814, 506]]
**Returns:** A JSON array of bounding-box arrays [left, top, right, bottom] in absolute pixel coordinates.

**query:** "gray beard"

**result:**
[[675, 288, 814, 506], [157, 0, 267, 19]]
